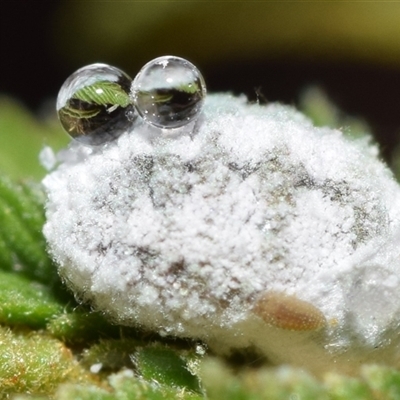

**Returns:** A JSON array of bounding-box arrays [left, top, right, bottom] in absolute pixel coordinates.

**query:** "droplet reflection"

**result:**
[[131, 56, 206, 129], [57, 63, 134, 145]]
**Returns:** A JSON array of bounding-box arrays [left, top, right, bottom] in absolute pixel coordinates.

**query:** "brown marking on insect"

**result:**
[[253, 291, 326, 331], [329, 317, 339, 327]]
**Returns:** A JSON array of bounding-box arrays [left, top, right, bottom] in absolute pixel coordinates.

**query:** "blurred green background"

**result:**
[[3, 0, 400, 178], [4, 3, 400, 396]]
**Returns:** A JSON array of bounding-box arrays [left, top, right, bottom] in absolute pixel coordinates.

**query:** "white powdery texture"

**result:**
[[43, 94, 400, 374]]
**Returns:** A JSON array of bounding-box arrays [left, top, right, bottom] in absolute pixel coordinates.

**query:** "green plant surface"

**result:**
[[0, 97, 67, 180], [81, 340, 202, 392], [199, 359, 400, 400], [0, 176, 58, 285], [0, 326, 88, 399], [52, 370, 204, 400], [81, 339, 142, 372], [0, 271, 62, 329], [133, 344, 202, 392], [47, 311, 122, 345], [20, 357, 400, 400], [73, 81, 131, 108], [299, 86, 371, 140], [324, 373, 374, 400], [362, 365, 400, 400]]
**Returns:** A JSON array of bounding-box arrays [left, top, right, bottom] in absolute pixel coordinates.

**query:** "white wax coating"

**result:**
[[43, 94, 400, 374]]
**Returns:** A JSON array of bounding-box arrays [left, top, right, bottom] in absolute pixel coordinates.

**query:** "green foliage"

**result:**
[[51, 370, 203, 400], [0, 176, 57, 285], [107, 371, 203, 400], [0, 326, 86, 399], [299, 86, 371, 140], [20, 357, 400, 400], [80, 339, 202, 393], [362, 365, 400, 400], [48, 310, 122, 344], [200, 359, 400, 400], [0, 97, 67, 180], [325, 373, 373, 400], [133, 344, 202, 392], [0, 271, 62, 328], [73, 81, 131, 108], [81, 339, 141, 372]]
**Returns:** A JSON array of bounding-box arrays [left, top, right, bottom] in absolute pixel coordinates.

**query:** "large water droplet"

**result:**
[[131, 56, 206, 129], [57, 63, 134, 145]]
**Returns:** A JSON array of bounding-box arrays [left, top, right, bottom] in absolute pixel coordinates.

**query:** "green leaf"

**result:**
[[0, 326, 87, 398], [53, 384, 113, 400], [299, 86, 371, 140], [109, 370, 203, 400], [325, 374, 373, 400], [177, 82, 201, 94], [81, 338, 141, 372], [73, 81, 131, 108], [0, 271, 62, 328], [199, 358, 400, 400], [134, 344, 202, 393], [361, 365, 400, 400], [59, 104, 101, 120], [80, 340, 202, 395], [0, 97, 68, 180], [0, 175, 58, 285], [45, 369, 203, 400], [48, 311, 122, 345], [200, 360, 304, 400]]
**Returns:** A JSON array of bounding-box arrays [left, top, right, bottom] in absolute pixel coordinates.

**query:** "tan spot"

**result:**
[[329, 318, 339, 327], [253, 292, 326, 331]]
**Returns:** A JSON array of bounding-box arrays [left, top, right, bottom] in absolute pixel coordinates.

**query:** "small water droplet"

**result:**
[[57, 63, 135, 145], [90, 363, 103, 374], [39, 146, 56, 171], [195, 344, 206, 355], [131, 56, 206, 129]]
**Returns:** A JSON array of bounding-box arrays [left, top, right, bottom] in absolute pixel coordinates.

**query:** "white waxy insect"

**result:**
[[44, 90, 400, 376]]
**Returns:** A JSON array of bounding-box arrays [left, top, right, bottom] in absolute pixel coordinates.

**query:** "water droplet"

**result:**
[[90, 363, 103, 374], [39, 146, 56, 171], [57, 63, 135, 145], [131, 56, 206, 129], [195, 344, 206, 355]]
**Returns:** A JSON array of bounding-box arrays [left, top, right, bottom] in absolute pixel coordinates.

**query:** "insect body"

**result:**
[[44, 93, 400, 375]]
